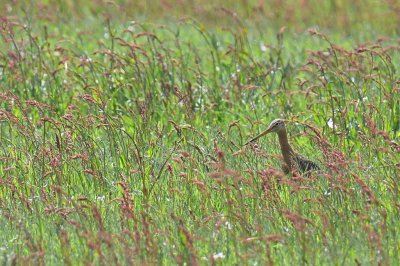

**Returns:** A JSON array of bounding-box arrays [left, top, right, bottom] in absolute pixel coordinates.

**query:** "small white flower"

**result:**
[[213, 252, 225, 259], [260, 42, 267, 51]]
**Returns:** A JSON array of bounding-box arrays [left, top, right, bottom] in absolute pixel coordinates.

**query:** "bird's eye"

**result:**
[[275, 123, 279, 126]]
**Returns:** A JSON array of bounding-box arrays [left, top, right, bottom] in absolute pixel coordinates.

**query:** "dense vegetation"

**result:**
[[1, 1, 400, 265]]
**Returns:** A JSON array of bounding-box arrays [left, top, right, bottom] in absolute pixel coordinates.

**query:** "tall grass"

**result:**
[[1, 1, 400, 265]]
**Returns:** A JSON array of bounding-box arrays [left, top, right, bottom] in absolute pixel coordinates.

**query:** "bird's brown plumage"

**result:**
[[245, 119, 320, 175]]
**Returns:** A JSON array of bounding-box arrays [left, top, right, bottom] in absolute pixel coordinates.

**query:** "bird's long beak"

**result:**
[[244, 128, 271, 145]]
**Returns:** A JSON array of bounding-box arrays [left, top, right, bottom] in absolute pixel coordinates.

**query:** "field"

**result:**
[[1, 0, 400, 265]]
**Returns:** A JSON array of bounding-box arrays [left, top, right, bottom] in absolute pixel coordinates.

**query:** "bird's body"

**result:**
[[246, 119, 320, 175]]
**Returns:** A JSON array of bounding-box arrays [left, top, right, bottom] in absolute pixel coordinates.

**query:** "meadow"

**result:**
[[1, 0, 400, 265]]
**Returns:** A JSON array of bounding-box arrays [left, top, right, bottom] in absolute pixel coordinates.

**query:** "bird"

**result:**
[[245, 118, 320, 175]]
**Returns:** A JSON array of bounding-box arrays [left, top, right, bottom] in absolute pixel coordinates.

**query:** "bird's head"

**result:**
[[266, 119, 286, 133], [245, 119, 287, 145]]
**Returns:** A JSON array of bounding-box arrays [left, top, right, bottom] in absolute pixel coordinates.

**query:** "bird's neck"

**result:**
[[277, 129, 294, 168]]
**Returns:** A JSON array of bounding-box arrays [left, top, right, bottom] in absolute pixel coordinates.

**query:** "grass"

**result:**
[[1, 0, 400, 265]]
